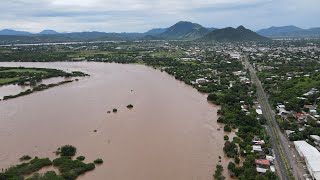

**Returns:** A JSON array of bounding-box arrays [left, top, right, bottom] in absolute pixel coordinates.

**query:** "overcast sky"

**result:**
[[1, 0, 319, 33]]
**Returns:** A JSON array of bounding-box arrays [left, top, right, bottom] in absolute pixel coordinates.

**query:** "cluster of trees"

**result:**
[[213, 165, 225, 180], [0, 157, 52, 179], [223, 141, 238, 158], [206, 74, 274, 179], [51, 156, 95, 179], [0, 67, 88, 86], [0, 145, 102, 180], [271, 75, 320, 112], [58, 145, 77, 157], [0, 51, 70, 62]]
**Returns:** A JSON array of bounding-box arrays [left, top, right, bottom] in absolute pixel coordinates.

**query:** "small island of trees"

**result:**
[[0, 145, 102, 180], [126, 104, 134, 109]]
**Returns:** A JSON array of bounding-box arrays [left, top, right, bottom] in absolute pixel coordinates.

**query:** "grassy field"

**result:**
[[0, 77, 21, 85], [0, 67, 57, 86], [0, 69, 48, 74]]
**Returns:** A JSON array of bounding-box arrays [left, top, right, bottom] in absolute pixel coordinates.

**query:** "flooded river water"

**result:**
[[0, 62, 231, 180]]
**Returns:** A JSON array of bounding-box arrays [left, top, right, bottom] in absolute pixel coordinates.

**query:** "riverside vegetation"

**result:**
[[0, 67, 88, 100]]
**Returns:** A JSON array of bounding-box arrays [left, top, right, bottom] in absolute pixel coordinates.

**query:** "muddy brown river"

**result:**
[[0, 62, 232, 180]]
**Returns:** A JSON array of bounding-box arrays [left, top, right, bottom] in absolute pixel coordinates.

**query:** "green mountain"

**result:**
[[201, 26, 269, 42], [257, 26, 320, 38], [159, 21, 214, 40]]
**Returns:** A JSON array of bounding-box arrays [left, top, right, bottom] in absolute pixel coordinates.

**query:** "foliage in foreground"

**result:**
[[0, 145, 101, 180]]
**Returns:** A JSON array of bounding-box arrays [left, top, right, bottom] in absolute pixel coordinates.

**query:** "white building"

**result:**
[[294, 141, 320, 180], [195, 78, 208, 84], [252, 145, 263, 152], [256, 109, 263, 115]]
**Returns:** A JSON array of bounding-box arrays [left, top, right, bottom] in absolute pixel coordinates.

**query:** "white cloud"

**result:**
[[0, 0, 319, 32]]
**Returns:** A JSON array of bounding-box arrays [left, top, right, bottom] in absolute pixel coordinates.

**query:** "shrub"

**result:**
[[19, 155, 32, 161], [217, 117, 224, 123], [213, 165, 225, 180], [3, 157, 52, 178], [207, 93, 218, 102], [228, 162, 235, 170], [53, 156, 95, 175], [60, 145, 77, 157], [224, 141, 238, 158], [233, 137, 241, 144], [235, 156, 240, 164], [76, 156, 85, 161], [224, 125, 232, 132], [93, 158, 103, 164], [224, 135, 229, 141], [126, 104, 133, 108]]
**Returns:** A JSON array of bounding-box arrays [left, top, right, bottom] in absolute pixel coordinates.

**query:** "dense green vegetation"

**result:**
[[0, 157, 52, 179], [248, 40, 320, 147], [52, 157, 95, 179], [0, 67, 87, 86], [272, 75, 320, 111], [0, 67, 89, 100], [59, 145, 77, 157], [213, 165, 225, 180], [0, 145, 101, 180]]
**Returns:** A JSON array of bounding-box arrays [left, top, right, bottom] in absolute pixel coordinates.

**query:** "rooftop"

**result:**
[[256, 109, 263, 115], [255, 159, 270, 166], [294, 141, 320, 180]]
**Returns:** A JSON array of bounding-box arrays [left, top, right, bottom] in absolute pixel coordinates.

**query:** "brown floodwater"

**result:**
[[0, 62, 232, 180]]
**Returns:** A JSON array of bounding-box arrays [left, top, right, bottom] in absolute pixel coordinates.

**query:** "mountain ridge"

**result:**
[[257, 25, 320, 38], [159, 21, 215, 40], [3, 22, 320, 44], [201, 26, 269, 42]]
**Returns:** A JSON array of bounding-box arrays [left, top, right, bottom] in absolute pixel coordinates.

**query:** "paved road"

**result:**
[[242, 55, 298, 180]]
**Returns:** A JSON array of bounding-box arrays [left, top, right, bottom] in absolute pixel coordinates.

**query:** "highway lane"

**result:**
[[243, 55, 293, 180]]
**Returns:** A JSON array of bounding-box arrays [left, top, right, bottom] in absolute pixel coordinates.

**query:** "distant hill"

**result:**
[[39, 30, 60, 35], [0, 29, 32, 36], [144, 28, 168, 35], [0, 23, 280, 44], [0, 22, 218, 43], [159, 21, 213, 40], [257, 25, 302, 36], [257, 26, 320, 38], [201, 26, 269, 42]]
